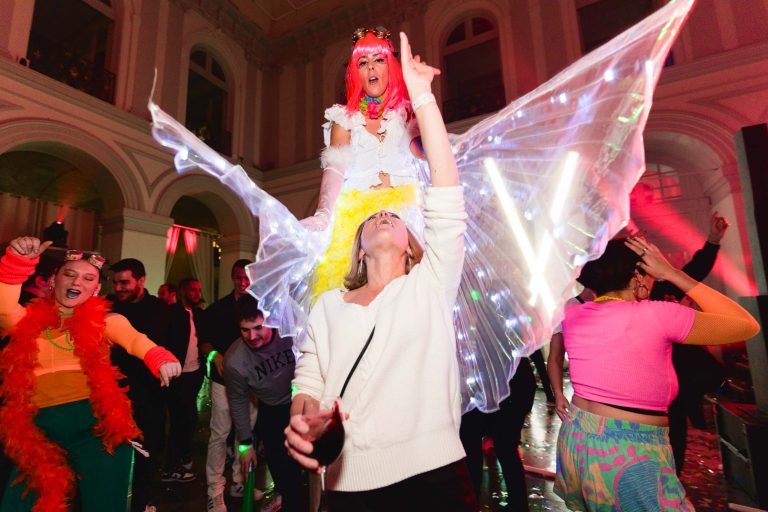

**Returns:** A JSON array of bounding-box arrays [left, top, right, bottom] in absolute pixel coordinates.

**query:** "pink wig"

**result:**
[[344, 32, 410, 114]]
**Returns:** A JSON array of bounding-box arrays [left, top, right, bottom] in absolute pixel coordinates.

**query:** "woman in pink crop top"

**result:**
[[554, 236, 759, 511]]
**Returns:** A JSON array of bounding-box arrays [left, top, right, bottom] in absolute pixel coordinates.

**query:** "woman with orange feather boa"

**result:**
[[0, 236, 181, 512]]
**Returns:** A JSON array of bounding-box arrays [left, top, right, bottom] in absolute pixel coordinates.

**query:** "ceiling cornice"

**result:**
[[171, 0, 429, 69]]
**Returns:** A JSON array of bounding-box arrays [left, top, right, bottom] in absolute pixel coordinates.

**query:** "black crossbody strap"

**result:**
[[339, 327, 375, 399]]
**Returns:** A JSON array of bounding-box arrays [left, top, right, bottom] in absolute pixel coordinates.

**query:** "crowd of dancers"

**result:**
[[0, 12, 762, 512]]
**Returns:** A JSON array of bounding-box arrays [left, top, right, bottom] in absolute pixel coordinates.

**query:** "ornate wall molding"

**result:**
[[170, 0, 430, 70]]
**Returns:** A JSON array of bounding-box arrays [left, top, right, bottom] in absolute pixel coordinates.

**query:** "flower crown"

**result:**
[[65, 250, 106, 270], [352, 26, 392, 46]]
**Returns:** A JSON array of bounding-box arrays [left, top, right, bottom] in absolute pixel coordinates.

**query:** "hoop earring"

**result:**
[[357, 259, 364, 276], [406, 255, 412, 273]]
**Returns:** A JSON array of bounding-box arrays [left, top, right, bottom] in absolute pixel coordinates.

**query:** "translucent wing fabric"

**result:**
[[148, 102, 330, 338], [453, 0, 694, 411], [149, 0, 694, 413]]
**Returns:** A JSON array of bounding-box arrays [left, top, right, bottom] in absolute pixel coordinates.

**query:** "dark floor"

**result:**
[[148, 379, 747, 512]]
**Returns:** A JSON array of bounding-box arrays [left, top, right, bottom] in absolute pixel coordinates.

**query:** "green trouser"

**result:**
[[1, 399, 132, 512]]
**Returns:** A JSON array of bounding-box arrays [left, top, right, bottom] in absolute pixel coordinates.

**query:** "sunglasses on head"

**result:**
[[65, 250, 106, 270]]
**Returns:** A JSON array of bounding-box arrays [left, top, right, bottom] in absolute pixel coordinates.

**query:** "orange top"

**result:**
[[0, 282, 157, 408]]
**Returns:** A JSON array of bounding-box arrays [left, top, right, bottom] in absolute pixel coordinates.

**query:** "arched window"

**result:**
[[168, 196, 221, 303], [578, 0, 656, 53], [441, 16, 505, 123], [186, 48, 232, 155], [640, 163, 682, 202], [27, 0, 116, 103]]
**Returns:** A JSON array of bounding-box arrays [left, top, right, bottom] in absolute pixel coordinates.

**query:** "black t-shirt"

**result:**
[[108, 292, 169, 395]]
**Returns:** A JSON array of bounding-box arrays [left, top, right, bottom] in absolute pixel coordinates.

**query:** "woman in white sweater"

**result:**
[[285, 32, 475, 510]]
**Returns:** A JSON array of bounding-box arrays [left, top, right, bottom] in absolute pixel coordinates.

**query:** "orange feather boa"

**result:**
[[0, 296, 140, 512]]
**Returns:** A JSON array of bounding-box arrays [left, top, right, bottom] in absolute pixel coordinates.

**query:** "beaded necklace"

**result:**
[[45, 327, 74, 350], [44, 311, 76, 350], [594, 295, 625, 303]]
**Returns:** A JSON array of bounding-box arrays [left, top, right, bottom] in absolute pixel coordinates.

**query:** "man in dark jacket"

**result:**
[[109, 258, 169, 512], [162, 277, 205, 482]]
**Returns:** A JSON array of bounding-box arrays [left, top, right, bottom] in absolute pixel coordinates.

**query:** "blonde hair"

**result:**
[[343, 216, 424, 291]]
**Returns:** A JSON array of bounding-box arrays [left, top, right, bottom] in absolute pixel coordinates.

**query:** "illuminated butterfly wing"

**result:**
[[453, 0, 695, 412], [148, 101, 331, 338]]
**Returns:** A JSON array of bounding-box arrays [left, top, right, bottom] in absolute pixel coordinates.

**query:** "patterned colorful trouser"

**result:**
[[554, 404, 694, 511]]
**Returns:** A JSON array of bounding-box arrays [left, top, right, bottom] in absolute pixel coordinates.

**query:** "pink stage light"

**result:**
[[166, 226, 180, 254], [183, 229, 197, 254], [631, 199, 755, 296]]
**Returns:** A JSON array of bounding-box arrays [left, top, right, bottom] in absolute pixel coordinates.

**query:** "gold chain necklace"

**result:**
[[45, 327, 74, 351], [594, 295, 625, 303]]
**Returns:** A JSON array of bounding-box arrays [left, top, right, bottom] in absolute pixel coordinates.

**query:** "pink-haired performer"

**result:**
[[301, 26, 427, 301]]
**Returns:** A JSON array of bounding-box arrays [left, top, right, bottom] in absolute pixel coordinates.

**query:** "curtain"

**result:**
[[184, 229, 214, 304], [165, 225, 181, 280], [0, 192, 97, 250]]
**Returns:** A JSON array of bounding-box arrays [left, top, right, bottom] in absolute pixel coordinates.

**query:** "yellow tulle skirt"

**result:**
[[311, 184, 419, 302]]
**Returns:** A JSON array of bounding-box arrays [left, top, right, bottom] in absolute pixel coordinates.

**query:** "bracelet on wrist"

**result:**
[[206, 350, 219, 378], [238, 442, 253, 454], [412, 92, 436, 111]]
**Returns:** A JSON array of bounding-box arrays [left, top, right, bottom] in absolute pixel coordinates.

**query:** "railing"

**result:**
[[442, 83, 506, 123], [26, 34, 116, 104]]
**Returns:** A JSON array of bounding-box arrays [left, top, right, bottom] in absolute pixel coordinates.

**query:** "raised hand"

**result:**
[[624, 237, 675, 281], [399, 32, 441, 99], [707, 211, 730, 244], [9, 237, 53, 259]]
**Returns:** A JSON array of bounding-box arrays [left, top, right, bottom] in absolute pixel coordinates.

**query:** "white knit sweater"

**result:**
[[292, 186, 467, 491]]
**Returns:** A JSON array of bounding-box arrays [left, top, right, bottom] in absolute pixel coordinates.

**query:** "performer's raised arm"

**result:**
[[399, 32, 458, 188]]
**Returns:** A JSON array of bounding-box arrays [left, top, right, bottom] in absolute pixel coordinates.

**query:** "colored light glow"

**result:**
[[484, 158, 556, 318], [166, 226, 180, 254], [632, 200, 754, 296], [470, 289, 481, 301], [183, 229, 198, 253], [56, 204, 70, 223], [549, 152, 580, 223], [529, 152, 580, 309]]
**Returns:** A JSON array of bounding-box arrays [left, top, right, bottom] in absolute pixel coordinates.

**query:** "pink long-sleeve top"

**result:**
[[562, 300, 695, 411]]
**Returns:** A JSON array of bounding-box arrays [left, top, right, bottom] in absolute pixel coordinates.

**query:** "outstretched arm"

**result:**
[[301, 123, 350, 231], [106, 315, 181, 386], [400, 32, 458, 188]]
